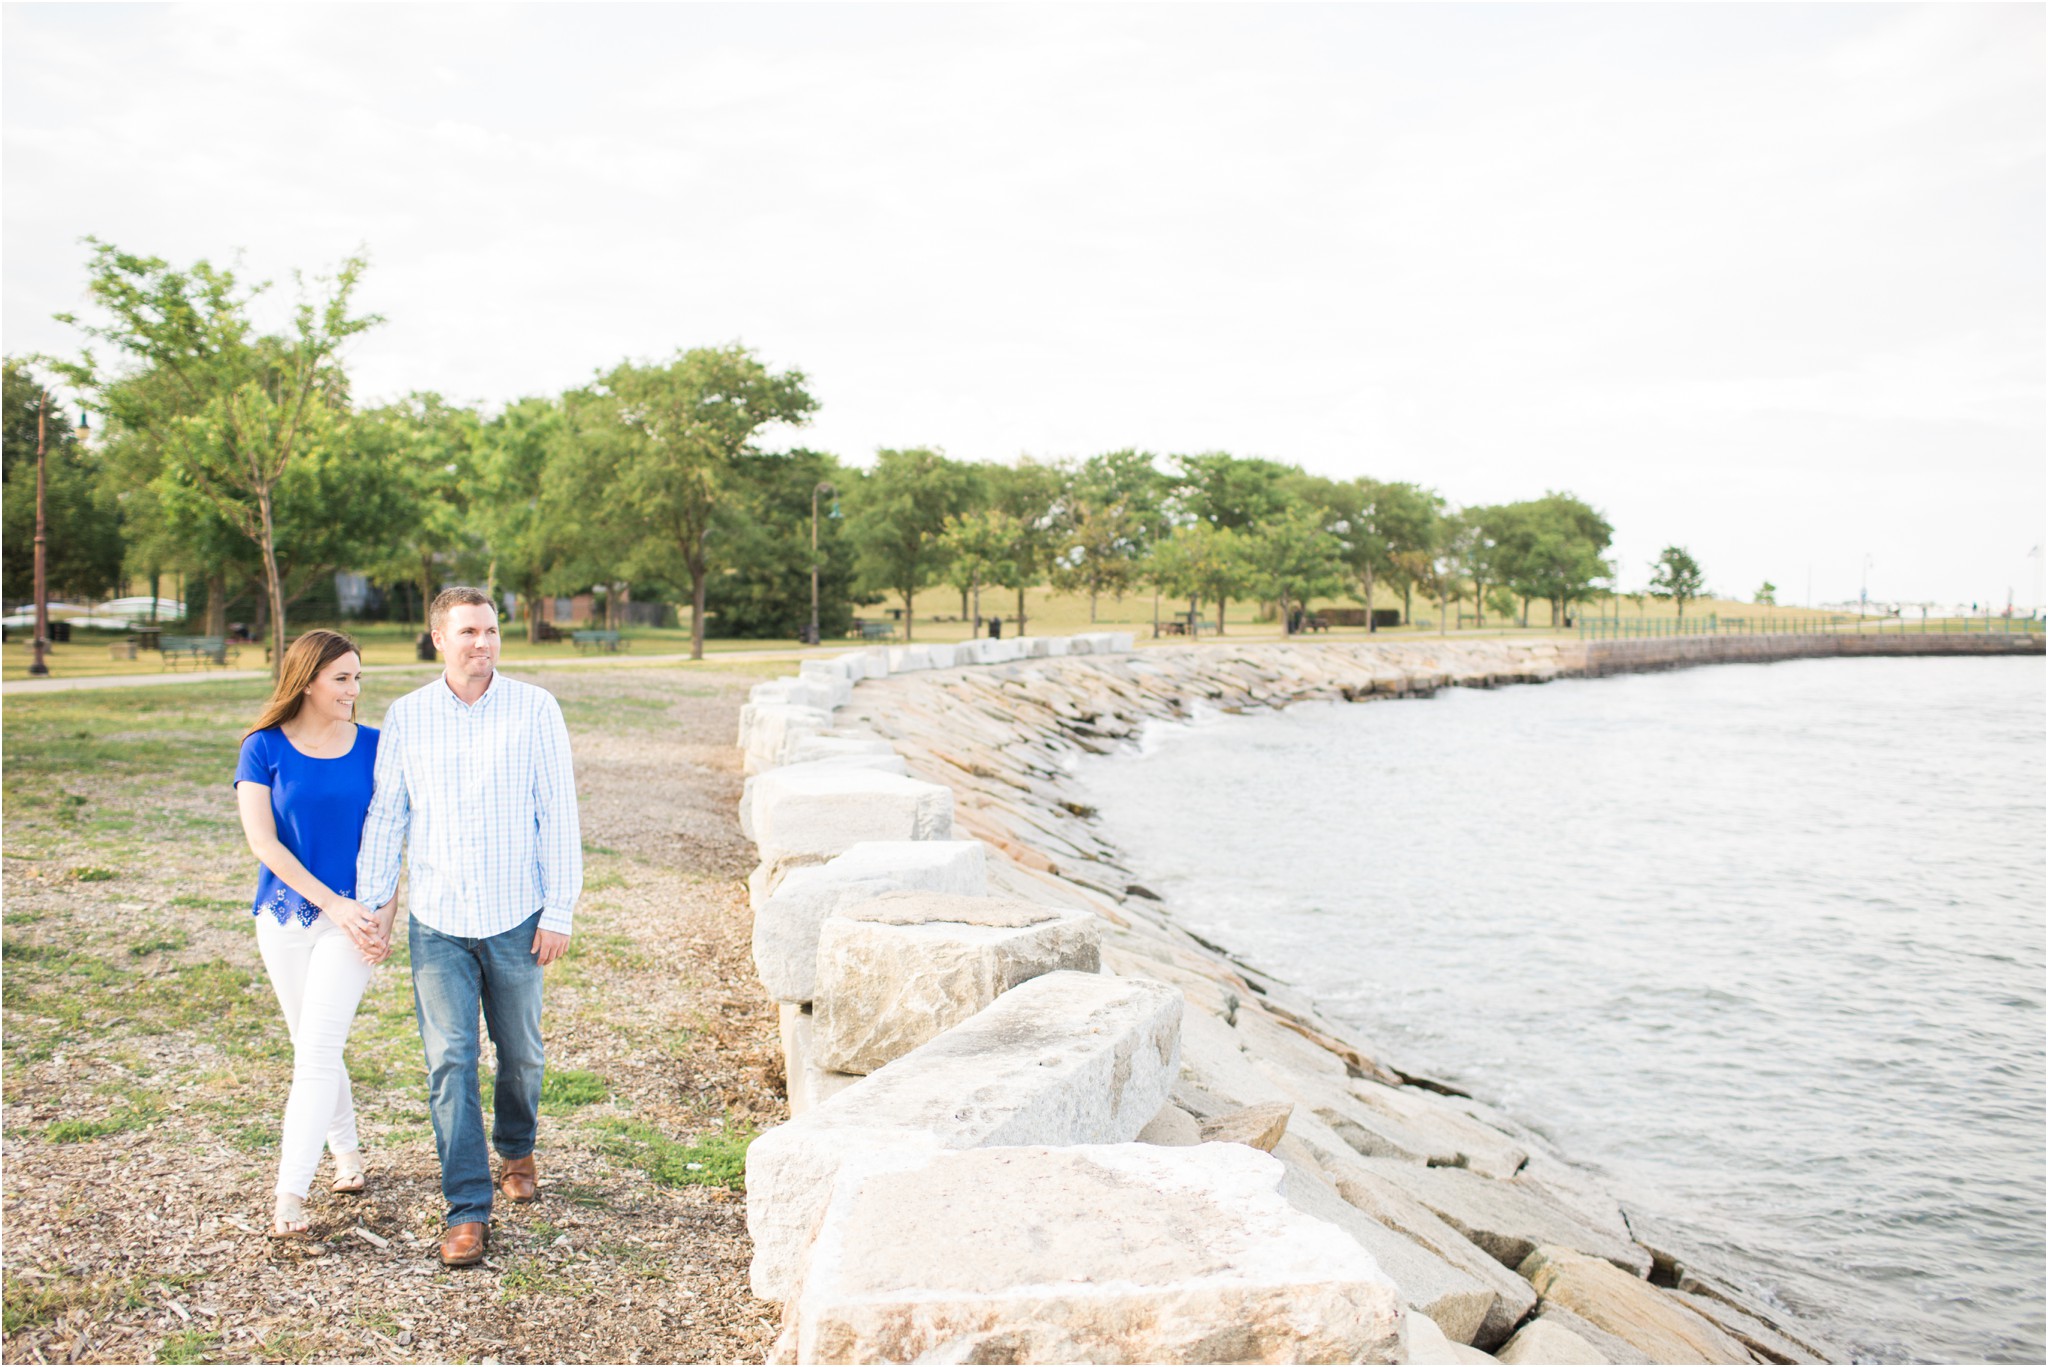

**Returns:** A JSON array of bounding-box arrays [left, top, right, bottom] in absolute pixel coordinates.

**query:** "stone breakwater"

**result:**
[[733, 631, 2040, 1365]]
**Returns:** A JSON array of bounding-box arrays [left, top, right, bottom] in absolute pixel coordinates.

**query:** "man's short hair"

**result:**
[[429, 586, 495, 634]]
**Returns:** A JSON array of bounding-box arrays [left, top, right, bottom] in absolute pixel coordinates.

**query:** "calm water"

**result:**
[[1078, 655, 2045, 1364]]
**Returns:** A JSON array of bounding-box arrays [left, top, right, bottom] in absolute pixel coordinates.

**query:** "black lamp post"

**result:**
[[27, 393, 54, 677], [809, 481, 835, 646]]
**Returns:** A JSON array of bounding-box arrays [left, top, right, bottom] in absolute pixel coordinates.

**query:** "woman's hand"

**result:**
[[322, 895, 379, 958], [363, 902, 399, 966]]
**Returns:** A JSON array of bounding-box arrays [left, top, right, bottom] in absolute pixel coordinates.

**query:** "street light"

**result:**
[[810, 481, 835, 646], [27, 392, 52, 677]]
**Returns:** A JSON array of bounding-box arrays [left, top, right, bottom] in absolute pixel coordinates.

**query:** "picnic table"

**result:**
[[159, 635, 237, 669], [571, 629, 625, 653]]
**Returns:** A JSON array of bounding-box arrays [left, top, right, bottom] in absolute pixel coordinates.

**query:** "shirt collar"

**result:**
[[440, 670, 501, 712]]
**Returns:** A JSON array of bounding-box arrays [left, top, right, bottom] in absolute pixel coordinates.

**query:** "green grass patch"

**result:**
[[46, 1088, 164, 1143], [129, 929, 191, 957], [169, 895, 245, 912], [540, 1069, 608, 1113], [155, 1329, 220, 1364], [590, 1119, 753, 1190], [72, 865, 117, 881], [497, 1257, 590, 1302]]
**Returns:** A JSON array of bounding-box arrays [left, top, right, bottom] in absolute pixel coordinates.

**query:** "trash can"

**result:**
[[415, 631, 438, 662]]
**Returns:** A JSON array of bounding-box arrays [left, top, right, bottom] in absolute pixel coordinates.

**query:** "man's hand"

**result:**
[[362, 902, 399, 966], [532, 927, 570, 968]]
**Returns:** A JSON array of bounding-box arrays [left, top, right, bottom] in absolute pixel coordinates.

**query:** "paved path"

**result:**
[[0, 646, 820, 696]]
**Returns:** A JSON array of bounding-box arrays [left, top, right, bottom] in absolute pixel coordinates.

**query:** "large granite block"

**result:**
[[753, 841, 988, 1003], [1352, 1159, 1652, 1278], [746, 971, 1183, 1300], [739, 755, 909, 841], [738, 702, 833, 771], [811, 892, 1100, 1073], [748, 768, 954, 868], [1518, 1246, 1750, 1363], [786, 1142, 1404, 1364]]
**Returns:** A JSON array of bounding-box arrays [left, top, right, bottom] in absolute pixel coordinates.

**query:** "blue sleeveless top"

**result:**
[[234, 724, 381, 926]]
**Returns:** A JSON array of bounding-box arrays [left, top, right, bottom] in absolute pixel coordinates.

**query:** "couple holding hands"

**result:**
[[233, 587, 582, 1266]]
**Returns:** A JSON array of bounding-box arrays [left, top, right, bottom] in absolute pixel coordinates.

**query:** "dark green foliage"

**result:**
[[1, 359, 126, 603], [701, 448, 864, 638]]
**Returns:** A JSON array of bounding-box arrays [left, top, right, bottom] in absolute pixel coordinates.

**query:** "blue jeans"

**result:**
[[410, 910, 545, 1228]]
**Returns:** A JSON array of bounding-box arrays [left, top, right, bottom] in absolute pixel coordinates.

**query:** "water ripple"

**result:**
[[1079, 655, 2045, 1364]]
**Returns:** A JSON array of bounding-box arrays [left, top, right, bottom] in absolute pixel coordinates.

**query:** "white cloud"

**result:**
[[3, 2, 2039, 605]]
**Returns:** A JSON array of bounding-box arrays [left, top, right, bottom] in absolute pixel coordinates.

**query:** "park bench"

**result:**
[[571, 629, 625, 653], [1155, 620, 1220, 637], [856, 621, 898, 642], [160, 635, 236, 669], [1302, 615, 1331, 633]]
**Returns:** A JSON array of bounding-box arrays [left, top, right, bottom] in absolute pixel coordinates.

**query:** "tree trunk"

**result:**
[[971, 576, 981, 636], [418, 551, 436, 629], [1217, 597, 1228, 635], [1089, 583, 1098, 624], [903, 588, 915, 642], [1474, 581, 1485, 627], [1017, 583, 1028, 637], [688, 539, 708, 661], [959, 585, 969, 620], [1402, 584, 1412, 626], [148, 569, 160, 623], [258, 487, 287, 681], [525, 576, 545, 643], [205, 572, 227, 638], [1363, 565, 1376, 632], [1438, 589, 1448, 635]]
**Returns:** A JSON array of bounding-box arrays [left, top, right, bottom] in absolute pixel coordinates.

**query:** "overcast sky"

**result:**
[[5, 3, 2042, 607]]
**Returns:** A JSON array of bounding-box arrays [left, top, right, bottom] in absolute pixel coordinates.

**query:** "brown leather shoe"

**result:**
[[439, 1221, 486, 1267], [497, 1153, 537, 1203]]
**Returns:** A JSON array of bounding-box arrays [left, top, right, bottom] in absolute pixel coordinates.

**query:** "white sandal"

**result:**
[[270, 1192, 310, 1239], [330, 1150, 366, 1195]]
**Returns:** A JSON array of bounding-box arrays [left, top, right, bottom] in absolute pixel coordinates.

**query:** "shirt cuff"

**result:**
[[539, 908, 574, 936]]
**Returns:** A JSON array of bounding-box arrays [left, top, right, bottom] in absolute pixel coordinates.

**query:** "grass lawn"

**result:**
[[1, 662, 791, 1363], [6, 587, 1919, 684]]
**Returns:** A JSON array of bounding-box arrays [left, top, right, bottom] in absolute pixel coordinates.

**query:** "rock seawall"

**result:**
[[735, 632, 2037, 1363]]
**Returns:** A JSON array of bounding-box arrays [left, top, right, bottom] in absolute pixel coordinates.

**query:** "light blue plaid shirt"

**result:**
[[357, 672, 582, 939]]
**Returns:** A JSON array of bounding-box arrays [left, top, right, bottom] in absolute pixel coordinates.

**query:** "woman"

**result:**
[[234, 629, 396, 1237]]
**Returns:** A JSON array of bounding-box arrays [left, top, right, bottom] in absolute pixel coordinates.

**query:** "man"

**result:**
[[355, 586, 582, 1267]]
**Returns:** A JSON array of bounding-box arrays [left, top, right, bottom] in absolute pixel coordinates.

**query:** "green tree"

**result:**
[[476, 396, 581, 642], [1650, 546, 1707, 619], [939, 508, 1020, 635], [701, 448, 862, 639], [1241, 510, 1346, 635], [355, 393, 485, 625], [1494, 493, 1614, 627], [843, 447, 981, 641], [57, 242, 379, 676], [1053, 450, 1168, 623], [2, 360, 125, 604], [1146, 522, 1250, 637], [984, 459, 1066, 634], [1754, 581, 1778, 606], [565, 345, 817, 659], [1170, 452, 1305, 631]]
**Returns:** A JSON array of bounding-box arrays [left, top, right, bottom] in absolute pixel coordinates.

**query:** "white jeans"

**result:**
[[255, 912, 373, 1200]]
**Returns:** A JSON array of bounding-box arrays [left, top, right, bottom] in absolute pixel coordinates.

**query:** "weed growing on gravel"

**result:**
[[154, 1328, 220, 1363], [590, 1119, 753, 1189]]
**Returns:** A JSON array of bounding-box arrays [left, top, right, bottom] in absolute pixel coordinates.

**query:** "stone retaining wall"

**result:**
[[733, 632, 2038, 1362]]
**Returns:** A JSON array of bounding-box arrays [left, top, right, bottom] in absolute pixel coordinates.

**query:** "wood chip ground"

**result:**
[[2, 661, 791, 1363]]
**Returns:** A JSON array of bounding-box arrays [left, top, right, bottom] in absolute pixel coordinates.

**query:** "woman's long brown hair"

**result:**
[[244, 630, 362, 741]]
